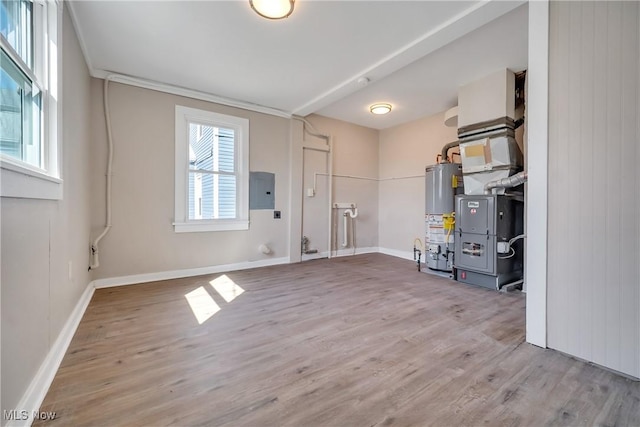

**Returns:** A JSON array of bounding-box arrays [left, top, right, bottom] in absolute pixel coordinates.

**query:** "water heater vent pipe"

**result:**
[[440, 140, 460, 163]]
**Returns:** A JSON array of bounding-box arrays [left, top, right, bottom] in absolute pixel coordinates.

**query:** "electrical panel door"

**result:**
[[249, 172, 275, 210]]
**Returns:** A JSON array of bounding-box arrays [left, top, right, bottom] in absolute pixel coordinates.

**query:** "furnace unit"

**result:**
[[452, 116, 526, 290], [454, 194, 524, 290]]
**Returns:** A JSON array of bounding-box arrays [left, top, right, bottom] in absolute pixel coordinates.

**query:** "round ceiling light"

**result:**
[[250, 0, 295, 20], [444, 106, 459, 128], [370, 103, 392, 115]]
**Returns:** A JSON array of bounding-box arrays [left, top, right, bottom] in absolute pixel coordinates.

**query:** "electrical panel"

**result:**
[[249, 172, 275, 210]]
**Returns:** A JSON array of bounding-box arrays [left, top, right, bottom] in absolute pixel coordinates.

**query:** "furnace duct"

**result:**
[[484, 171, 528, 195], [457, 118, 523, 196]]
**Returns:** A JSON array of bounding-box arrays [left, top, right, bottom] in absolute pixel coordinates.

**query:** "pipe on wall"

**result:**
[[293, 116, 333, 258], [342, 213, 349, 248], [341, 208, 358, 248], [89, 75, 116, 270], [327, 136, 333, 257]]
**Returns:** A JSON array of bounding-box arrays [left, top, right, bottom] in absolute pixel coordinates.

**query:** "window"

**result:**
[[174, 105, 249, 232], [0, 0, 60, 199]]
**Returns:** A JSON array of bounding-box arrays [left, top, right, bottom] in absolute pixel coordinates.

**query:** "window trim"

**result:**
[[174, 105, 249, 232], [0, 0, 62, 200]]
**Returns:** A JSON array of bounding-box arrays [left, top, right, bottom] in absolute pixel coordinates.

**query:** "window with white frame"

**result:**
[[174, 105, 249, 232], [0, 0, 60, 199]]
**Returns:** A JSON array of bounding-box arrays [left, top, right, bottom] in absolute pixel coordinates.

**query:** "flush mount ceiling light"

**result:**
[[444, 106, 459, 128], [250, 0, 295, 20], [370, 103, 392, 115]]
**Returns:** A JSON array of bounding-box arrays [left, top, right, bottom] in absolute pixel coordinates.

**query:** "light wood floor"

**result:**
[[37, 254, 639, 426]]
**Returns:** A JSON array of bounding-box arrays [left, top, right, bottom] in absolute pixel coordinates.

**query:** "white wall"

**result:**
[[0, 6, 92, 418], [89, 82, 292, 280], [547, 1, 639, 378], [378, 111, 458, 258]]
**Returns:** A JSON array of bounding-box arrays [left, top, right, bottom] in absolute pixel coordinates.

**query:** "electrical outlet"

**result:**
[[497, 241, 510, 254], [273, 210, 281, 219]]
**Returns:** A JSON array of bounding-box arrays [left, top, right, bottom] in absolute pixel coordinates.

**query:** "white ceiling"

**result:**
[[68, 0, 528, 130]]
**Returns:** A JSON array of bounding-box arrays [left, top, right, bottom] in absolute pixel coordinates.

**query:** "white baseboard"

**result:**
[[333, 246, 379, 257], [8, 283, 95, 427], [301, 247, 414, 261], [301, 246, 379, 261], [377, 247, 415, 261], [92, 256, 290, 289], [301, 251, 327, 261]]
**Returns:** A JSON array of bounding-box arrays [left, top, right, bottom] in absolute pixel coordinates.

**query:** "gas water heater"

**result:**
[[424, 163, 463, 272]]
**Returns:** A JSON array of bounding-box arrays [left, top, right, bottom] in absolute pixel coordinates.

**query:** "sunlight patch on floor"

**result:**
[[185, 286, 221, 324], [210, 274, 245, 303]]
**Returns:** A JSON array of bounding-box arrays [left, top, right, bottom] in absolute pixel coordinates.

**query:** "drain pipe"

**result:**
[[484, 171, 528, 194], [440, 140, 460, 163], [342, 212, 349, 248], [341, 207, 358, 248], [89, 76, 115, 270]]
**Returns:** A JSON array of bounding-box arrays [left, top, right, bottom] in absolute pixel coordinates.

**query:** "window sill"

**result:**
[[173, 220, 249, 233], [0, 158, 62, 200]]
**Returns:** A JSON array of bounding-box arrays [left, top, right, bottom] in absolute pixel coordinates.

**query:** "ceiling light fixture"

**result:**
[[250, 0, 295, 20], [370, 103, 392, 115], [444, 106, 459, 128]]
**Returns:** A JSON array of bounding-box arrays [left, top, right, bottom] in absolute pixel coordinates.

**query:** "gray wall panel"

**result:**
[[547, 1, 639, 378]]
